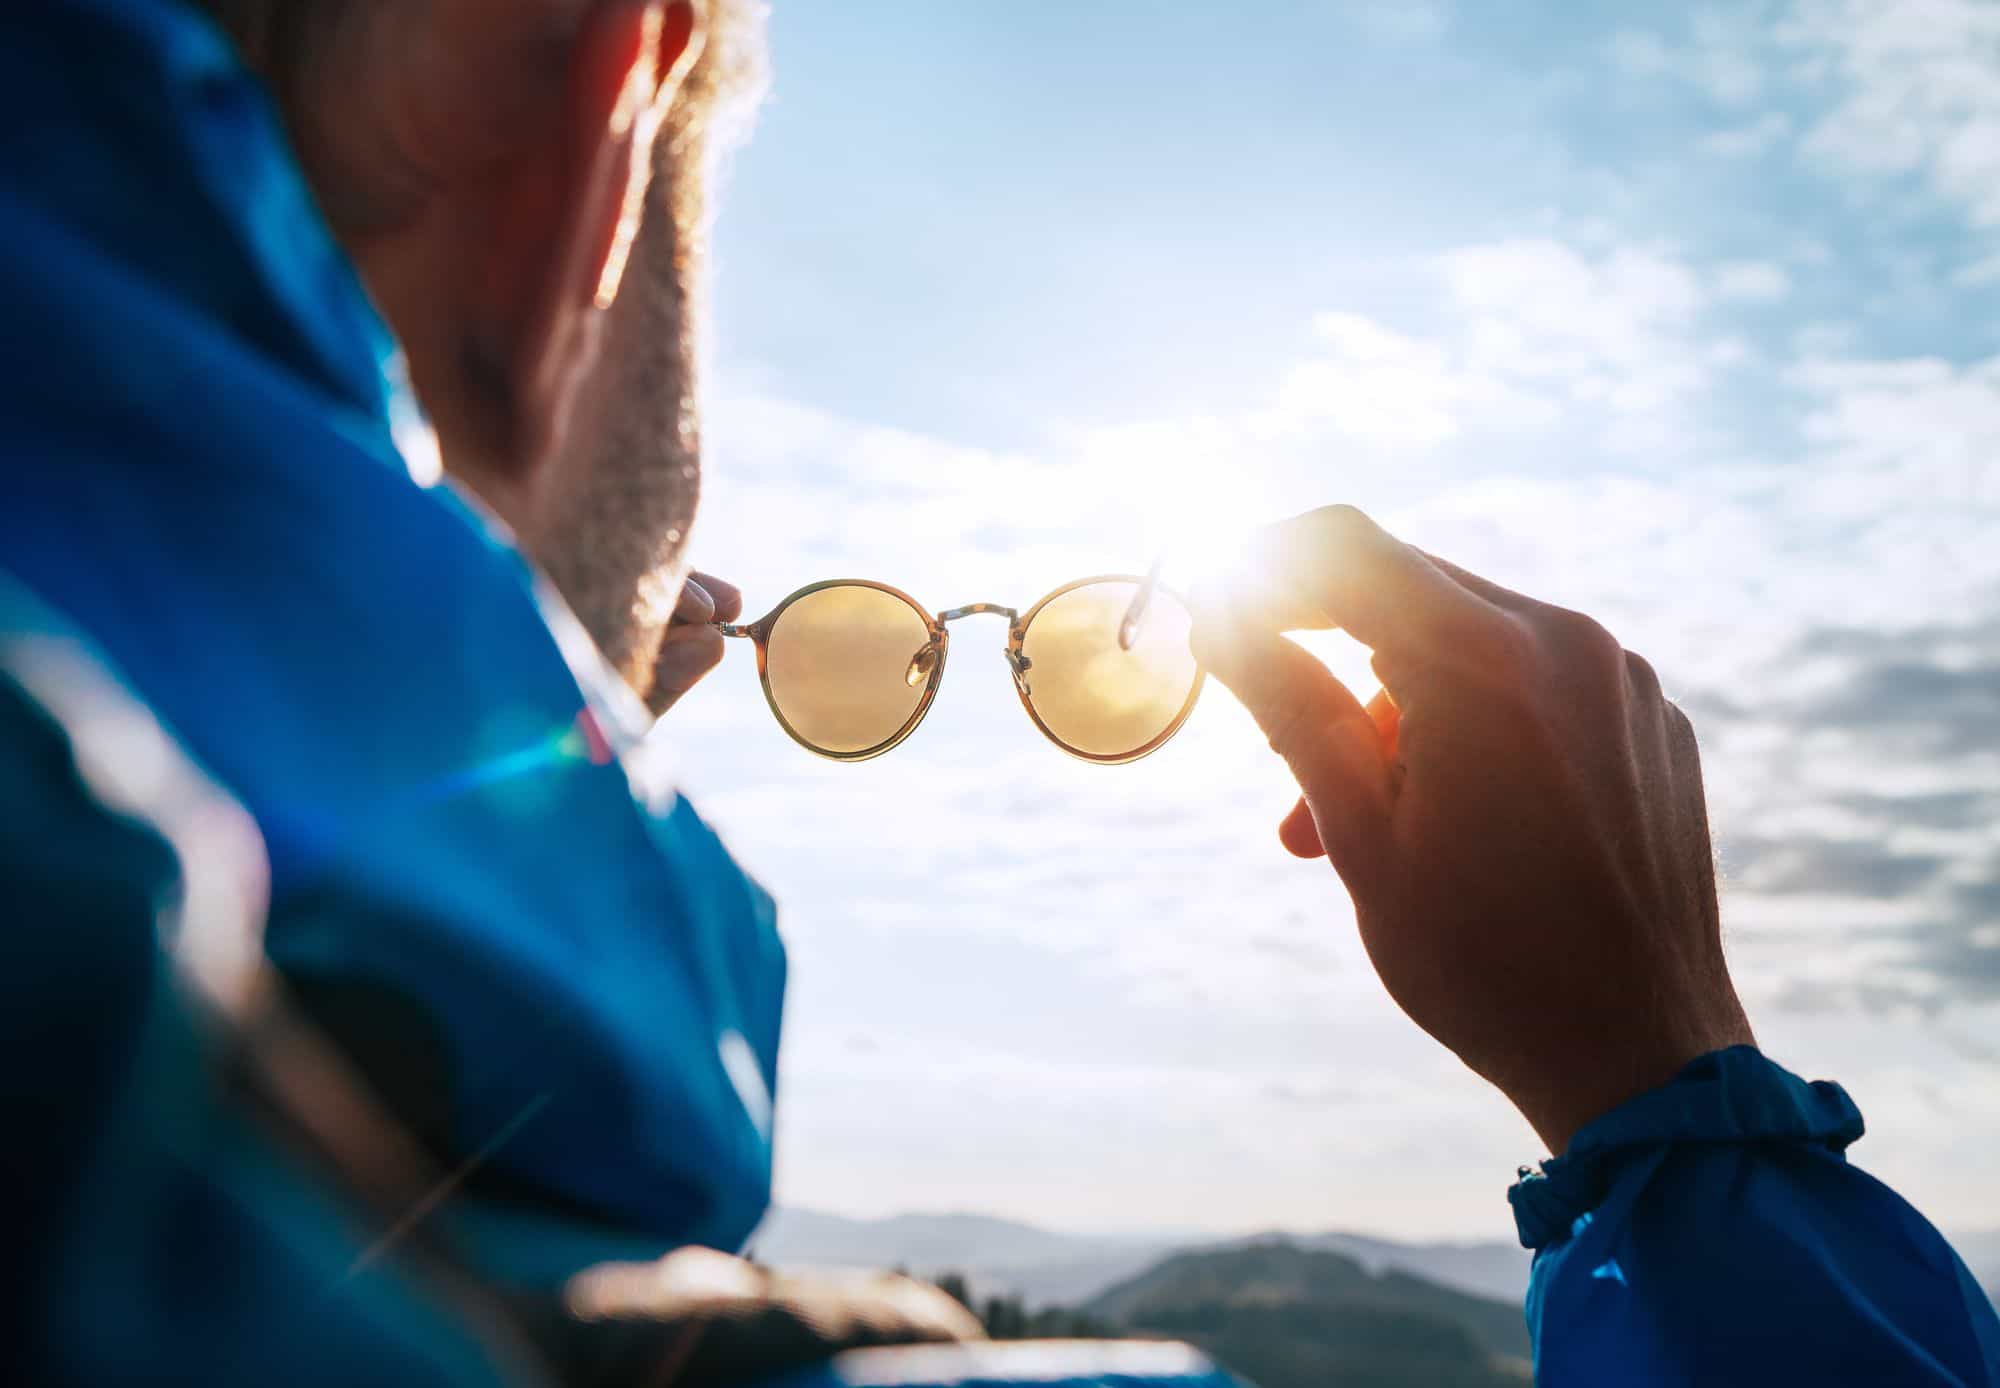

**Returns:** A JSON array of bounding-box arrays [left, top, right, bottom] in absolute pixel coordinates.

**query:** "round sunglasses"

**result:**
[[713, 574, 1205, 763]]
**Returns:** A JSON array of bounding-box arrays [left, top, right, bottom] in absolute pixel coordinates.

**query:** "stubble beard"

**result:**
[[533, 163, 706, 706]]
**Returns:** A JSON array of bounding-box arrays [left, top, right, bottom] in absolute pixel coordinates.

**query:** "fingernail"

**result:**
[[679, 577, 713, 623]]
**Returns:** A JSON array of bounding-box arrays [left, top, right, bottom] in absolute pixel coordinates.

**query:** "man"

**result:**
[[2, 1, 1995, 1385], [6, 0, 790, 1296]]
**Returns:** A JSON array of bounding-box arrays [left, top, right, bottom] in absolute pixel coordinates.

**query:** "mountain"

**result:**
[[1085, 1239, 1531, 1388], [748, 1208, 1181, 1301], [755, 1208, 1997, 1387], [750, 1208, 1527, 1308], [757, 1206, 2000, 1322], [1267, 1231, 1528, 1306]]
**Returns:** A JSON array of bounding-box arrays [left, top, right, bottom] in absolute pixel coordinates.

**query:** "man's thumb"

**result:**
[[1190, 614, 1394, 883]]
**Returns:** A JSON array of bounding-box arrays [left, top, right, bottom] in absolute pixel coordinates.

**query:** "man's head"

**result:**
[[206, 0, 764, 699]]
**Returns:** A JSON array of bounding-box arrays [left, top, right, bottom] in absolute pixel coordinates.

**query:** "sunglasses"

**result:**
[[713, 573, 1204, 763]]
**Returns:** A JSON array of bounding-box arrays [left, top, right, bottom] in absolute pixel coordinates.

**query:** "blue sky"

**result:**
[[668, 0, 2000, 1242]]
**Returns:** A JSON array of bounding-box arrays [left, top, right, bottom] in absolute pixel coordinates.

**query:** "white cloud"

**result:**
[[1688, 7, 1772, 105], [1701, 111, 1794, 157], [1607, 29, 1676, 79], [1442, 239, 1702, 373], [1441, 239, 1721, 434], [1785, 353, 2000, 562], [1793, 320, 1859, 356], [1255, 239, 1730, 461], [1716, 259, 1794, 302], [1608, 10, 1769, 108], [1258, 313, 1507, 449], [1957, 250, 2000, 285], [1346, 0, 1448, 44], [1784, 0, 2000, 226]]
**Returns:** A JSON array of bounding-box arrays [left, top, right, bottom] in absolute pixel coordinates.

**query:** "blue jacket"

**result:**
[[1, 0, 783, 1287], [1, 583, 537, 1388], [0, 580, 1240, 1388], [1512, 1047, 2000, 1385], [3, 0, 1995, 1384]]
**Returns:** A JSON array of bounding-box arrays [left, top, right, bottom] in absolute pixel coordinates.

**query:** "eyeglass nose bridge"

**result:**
[[937, 602, 1018, 623], [936, 602, 1032, 694]]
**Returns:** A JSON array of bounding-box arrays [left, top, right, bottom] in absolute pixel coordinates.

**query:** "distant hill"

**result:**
[[1085, 1239, 1531, 1388], [757, 1208, 1996, 1387], [754, 1207, 2000, 1330], [750, 1207, 1527, 1307], [753, 1208, 1030, 1267], [1290, 1231, 1532, 1308], [749, 1208, 1182, 1306]]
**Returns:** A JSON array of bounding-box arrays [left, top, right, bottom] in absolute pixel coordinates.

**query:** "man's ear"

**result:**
[[479, 0, 704, 472]]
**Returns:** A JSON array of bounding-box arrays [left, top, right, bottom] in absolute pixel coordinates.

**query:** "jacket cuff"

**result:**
[[1507, 1045, 1863, 1249]]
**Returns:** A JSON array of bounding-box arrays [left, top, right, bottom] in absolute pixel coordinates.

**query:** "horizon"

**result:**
[[764, 1200, 2000, 1247], [671, 0, 2000, 1243]]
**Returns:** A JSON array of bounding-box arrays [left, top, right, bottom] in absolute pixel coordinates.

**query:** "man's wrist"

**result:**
[[1506, 1045, 1864, 1251], [1510, 1009, 1756, 1157]]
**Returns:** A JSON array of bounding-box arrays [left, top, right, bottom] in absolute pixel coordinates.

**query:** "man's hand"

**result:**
[[1191, 506, 1753, 1155], [649, 571, 743, 715], [544, 1248, 983, 1384]]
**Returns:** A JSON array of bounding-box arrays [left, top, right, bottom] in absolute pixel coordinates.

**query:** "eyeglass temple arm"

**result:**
[[1118, 555, 1165, 651]]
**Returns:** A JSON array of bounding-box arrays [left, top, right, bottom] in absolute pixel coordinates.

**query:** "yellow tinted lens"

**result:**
[[765, 585, 937, 755], [1018, 581, 1200, 759]]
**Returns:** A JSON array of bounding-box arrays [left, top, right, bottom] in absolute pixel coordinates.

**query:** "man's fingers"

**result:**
[[1360, 684, 1408, 772], [1277, 681, 1404, 860], [1415, 549, 1538, 613], [672, 572, 743, 626], [688, 570, 743, 624], [1366, 685, 1400, 762], [1232, 506, 1510, 670], [651, 621, 728, 712], [674, 576, 715, 624], [1278, 797, 1325, 859], [658, 619, 726, 671], [1191, 611, 1394, 882]]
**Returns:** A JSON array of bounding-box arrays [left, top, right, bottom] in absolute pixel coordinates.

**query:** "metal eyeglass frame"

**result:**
[[712, 571, 1204, 764]]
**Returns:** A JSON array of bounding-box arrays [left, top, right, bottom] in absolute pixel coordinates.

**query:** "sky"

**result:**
[[667, 0, 2000, 1244]]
